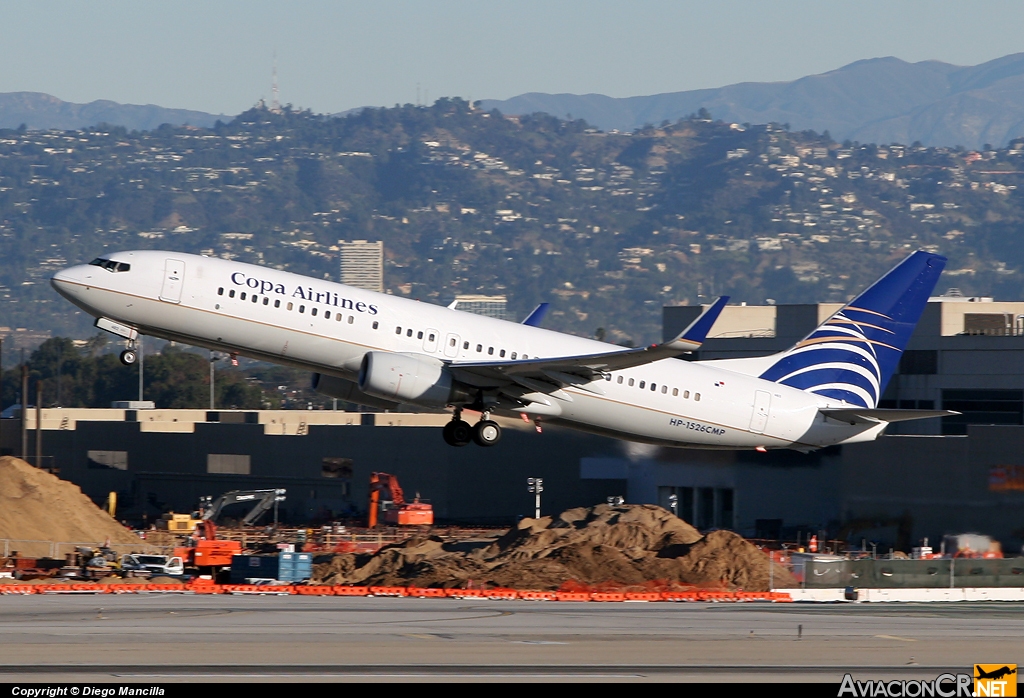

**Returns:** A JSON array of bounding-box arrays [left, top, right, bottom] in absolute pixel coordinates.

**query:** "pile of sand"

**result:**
[[0, 457, 141, 556], [314, 503, 791, 591]]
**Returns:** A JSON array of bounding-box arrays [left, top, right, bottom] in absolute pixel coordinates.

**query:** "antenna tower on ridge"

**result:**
[[271, 52, 280, 112]]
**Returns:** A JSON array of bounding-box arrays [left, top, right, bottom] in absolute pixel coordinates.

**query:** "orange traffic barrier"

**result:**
[[332, 586, 371, 596], [590, 592, 626, 602], [554, 592, 590, 602], [295, 586, 334, 596], [662, 591, 699, 602], [771, 592, 793, 602], [518, 590, 557, 601], [369, 586, 408, 597], [624, 592, 661, 602], [0, 585, 36, 594], [189, 584, 221, 594], [407, 588, 447, 598], [444, 588, 483, 598], [482, 589, 518, 600]]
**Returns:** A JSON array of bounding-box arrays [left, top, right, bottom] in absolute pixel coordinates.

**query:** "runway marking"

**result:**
[[874, 635, 917, 642]]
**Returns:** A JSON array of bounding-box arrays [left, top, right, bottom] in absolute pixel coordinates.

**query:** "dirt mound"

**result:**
[[313, 504, 790, 591], [0, 457, 140, 556]]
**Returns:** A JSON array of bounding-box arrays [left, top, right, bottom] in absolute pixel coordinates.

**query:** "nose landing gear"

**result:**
[[119, 349, 137, 366]]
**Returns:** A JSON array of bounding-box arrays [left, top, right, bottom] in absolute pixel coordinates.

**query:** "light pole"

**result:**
[[209, 352, 222, 410], [137, 336, 144, 402], [668, 493, 678, 517], [527, 477, 543, 519]]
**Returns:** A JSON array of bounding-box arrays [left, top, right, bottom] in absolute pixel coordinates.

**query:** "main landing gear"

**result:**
[[443, 409, 502, 448]]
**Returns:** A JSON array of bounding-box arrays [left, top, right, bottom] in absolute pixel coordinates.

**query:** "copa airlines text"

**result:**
[[52, 250, 952, 450]]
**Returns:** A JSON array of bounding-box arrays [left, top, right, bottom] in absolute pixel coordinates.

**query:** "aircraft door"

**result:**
[[159, 258, 185, 303], [423, 328, 440, 353], [443, 333, 460, 358], [749, 390, 772, 434]]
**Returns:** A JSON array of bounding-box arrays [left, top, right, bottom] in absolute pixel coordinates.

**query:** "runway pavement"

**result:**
[[0, 595, 1020, 682]]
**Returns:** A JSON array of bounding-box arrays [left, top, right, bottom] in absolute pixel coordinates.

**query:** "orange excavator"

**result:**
[[368, 472, 434, 527]]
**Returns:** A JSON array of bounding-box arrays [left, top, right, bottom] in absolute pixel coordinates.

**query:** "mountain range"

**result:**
[[479, 53, 1024, 150], [0, 92, 224, 132], [7, 53, 1024, 148]]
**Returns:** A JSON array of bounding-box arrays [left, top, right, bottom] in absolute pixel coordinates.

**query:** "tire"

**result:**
[[120, 349, 137, 366], [473, 419, 502, 447], [444, 419, 473, 447]]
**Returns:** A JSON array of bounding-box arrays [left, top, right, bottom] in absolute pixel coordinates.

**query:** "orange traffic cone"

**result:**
[[809, 535, 818, 553]]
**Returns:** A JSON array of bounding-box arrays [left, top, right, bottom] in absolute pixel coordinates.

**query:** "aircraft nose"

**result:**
[[51, 265, 88, 296]]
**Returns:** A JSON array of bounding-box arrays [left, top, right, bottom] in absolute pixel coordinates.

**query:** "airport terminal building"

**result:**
[[5, 293, 1024, 551]]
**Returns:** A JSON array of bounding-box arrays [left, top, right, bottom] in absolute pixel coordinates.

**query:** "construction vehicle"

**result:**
[[368, 472, 433, 527], [172, 488, 287, 576]]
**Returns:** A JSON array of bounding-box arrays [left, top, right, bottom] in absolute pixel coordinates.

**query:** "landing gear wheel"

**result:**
[[473, 419, 502, 447], [443, 419, 473, 447], [119, 349, 137, 366]]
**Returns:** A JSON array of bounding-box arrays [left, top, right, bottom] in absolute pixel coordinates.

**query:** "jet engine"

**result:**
[[358, 351, 468, 407], [311, 373, 401, 410]]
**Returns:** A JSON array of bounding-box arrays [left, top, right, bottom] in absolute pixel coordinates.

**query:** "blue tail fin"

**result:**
[[758, 251, 946, 407]]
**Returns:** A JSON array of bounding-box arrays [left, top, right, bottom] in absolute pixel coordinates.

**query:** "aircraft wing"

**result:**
[[820, 408, 959, 425], [449, 297, 729, 392]]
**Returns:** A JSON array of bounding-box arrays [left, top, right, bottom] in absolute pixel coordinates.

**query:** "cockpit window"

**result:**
[[89, 258, 130, 272]]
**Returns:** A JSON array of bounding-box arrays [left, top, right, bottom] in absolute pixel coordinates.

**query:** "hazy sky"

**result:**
[[2, 1, 1023, 116]]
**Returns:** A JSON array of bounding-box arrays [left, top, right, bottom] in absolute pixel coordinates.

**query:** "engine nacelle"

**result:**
[[311, 373, 401, 410], [358, 351, 458, 407]]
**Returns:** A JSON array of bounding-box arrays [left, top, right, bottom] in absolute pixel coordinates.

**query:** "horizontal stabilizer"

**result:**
[[820, 408, 958, 425]]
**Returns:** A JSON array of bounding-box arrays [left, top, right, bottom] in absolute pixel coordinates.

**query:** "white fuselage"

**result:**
[[52, 250, 883, 450]]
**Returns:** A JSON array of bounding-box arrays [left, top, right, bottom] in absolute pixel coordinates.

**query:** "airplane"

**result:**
[[51, 249, 954, 451]]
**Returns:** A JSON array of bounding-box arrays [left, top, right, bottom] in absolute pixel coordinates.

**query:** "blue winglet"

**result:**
[[678, 296, 730, 343], [522, 302, 550, 327]]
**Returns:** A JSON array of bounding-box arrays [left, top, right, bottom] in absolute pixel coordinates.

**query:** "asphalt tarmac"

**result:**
[[0, 595, 1020, 682]]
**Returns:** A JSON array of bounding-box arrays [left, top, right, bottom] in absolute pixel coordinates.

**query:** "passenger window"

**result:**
[[511, 352, 517, 359], [335, 313, 342, 321], [417, 331, 423, 339], [651, 383, 657, 391], [523, 354, 528, 359], [229, 290, 235, 298], [372, 321, 379, 329], [217, 288, 224, 295], [488, 347, 494, 355], [661, 385, 667, 394], [263, 297, 269, 305], [396, 327, 402, 334], [449, 338, 456, 347], [683, 390, 689, 398], [695, 393, 701, 401], [240, 292, 246, 300], [499, 349, 505, 358], [429, 333, 436, 342], [299, 305, 305, 313], [639, 381, 645, 389], [628, 378, 634, 387], [407, 329, 413, 337], [311, 308, 318, 316], [252, 295, 258, 303], [617, 376, 623, 384], [463, 341, 469, 350], [287, 302, 293, 311], [476, 344, 482, 352], [348, 316, 354, 324], [274, 300, 280, 308]]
